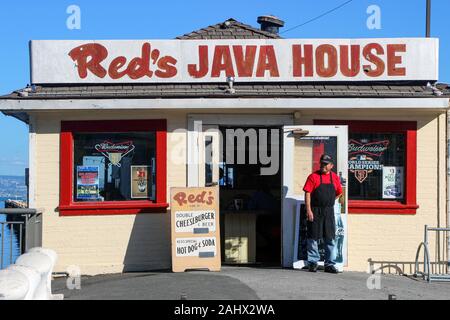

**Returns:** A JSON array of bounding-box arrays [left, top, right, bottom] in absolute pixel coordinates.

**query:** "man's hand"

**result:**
[[307, 209, 314, 222], [305, 192, 313, 222]]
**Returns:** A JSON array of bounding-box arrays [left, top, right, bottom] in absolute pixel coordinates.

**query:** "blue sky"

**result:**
[[0, 0, 449, 176]]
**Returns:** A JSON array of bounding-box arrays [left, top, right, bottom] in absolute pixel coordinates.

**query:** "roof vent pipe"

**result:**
[[257, 15, 284, 34]]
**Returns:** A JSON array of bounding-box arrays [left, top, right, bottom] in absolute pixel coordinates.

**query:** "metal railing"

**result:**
[[0, 208, 43, 269], [414, 225, 450, 282]]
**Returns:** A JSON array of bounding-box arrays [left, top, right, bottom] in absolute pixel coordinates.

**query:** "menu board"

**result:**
[[170, 186, 221, 272]]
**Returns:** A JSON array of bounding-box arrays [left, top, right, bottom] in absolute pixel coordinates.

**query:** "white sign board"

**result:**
[[170, 186, 221, 272], [30, 38, 438, 84], [382, 166, 404, 199], [174, 210, 216, 233], [175, 237, 217, 257]]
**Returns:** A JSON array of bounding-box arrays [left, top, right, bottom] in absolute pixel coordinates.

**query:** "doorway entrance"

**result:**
[[188, 115, 348, 269], [188, 114, 293, 266], [282, 125, 348, 271], [218, 125, 282, 265]]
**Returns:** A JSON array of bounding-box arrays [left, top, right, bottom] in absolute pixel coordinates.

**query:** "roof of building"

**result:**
[[1, 17, 449, 102], [176, 18, 282, 40], [2, 82, 450, 100]]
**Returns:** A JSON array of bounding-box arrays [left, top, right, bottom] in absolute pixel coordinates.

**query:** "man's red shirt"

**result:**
[[303, 171, 343, 196]]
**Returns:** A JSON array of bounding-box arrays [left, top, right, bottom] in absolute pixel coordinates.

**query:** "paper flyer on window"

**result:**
[[382, 166, 404, 199], [131, 165, 150, 199], [76, 166, 100, 200]]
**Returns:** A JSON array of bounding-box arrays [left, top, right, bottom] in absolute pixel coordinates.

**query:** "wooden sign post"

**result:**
[[170, 186, 221, 272]]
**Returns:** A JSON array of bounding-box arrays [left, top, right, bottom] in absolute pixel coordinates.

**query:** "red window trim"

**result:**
[[59, 119, 168, 216], [314, 120, 418, 215]]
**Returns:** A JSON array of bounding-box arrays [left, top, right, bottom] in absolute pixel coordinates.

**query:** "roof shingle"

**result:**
[[2, 83, 449, 100], [176, 18, 281, 40]]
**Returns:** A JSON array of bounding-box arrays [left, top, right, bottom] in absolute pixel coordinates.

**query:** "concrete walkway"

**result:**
[[52, 266, 450, 300]]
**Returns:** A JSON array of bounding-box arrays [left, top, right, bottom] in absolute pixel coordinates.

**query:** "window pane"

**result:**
[[73, 132, 156, 202], [219, 126, 281, 190], [298, 136, 337, 174], [205, 136, 213, 185], [348, 133, 405, 201]]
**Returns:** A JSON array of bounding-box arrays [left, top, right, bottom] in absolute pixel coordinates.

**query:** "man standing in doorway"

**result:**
[[303, 154, 342, 273]]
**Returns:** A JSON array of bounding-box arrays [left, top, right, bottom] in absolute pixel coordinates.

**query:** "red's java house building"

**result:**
[[1, 17, 449, 274]]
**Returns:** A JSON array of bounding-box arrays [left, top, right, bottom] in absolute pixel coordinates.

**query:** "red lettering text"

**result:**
[[387, 44, 406, 76], [340, 45, 360, 77], [256, 45, 279, 77], [315, 44, 338, 78], [69, 42, 177, 80], [69, 43, 108, 79], [211, 46, 235, 77], [362, 43, 385, 77], [233, 45, 257, 77], [188, 46, 209, 78], [292, 44, 314, 77]]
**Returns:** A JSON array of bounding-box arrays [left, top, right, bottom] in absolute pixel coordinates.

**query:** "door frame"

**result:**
[[187, 114, 294, 187], [187, 114, 293, 265], [282, 125, 348, 269]]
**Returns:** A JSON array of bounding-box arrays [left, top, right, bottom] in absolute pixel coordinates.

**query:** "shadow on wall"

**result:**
[[123, 212, 172, 272]]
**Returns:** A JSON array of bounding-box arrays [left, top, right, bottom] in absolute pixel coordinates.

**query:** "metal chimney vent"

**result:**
[[257, 15, 284, 34]]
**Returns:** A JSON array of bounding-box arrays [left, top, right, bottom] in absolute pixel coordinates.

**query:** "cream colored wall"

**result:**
[[293, 139, 314, 195], [32, 110, 188, 275], [295, 109, 447, 272], [30, 108, 446, 274], [31, 108, 295, 275]]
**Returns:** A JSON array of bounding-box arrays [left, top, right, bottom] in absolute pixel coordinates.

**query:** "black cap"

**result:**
[[320, 154, 333, 164]]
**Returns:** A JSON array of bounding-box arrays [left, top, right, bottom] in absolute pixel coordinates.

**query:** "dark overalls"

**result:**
[[307, 172, 337, 267]]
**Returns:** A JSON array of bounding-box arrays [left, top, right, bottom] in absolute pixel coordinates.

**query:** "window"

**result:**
[[310, 137, 337, 173], [73, 132, 156, 202], [218, 126, 281, 190], [348, 133, 405, 201], [314, 120, 418, 214], [60, 120, 167, 216]]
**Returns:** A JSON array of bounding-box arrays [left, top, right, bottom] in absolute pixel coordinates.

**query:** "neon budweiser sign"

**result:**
[[348, 139, 389, 157], [94, 141, 135, 167]]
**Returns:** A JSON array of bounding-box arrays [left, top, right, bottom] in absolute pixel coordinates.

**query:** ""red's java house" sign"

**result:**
[[30, 38, 438, 84]]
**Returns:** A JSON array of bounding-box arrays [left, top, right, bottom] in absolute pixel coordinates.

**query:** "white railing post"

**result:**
[[0, 247, 63, 300]]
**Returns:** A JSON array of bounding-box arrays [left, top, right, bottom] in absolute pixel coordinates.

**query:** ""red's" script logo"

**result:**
[[69, 43, 178, 80]]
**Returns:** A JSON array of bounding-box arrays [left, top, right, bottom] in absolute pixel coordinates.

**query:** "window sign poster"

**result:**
[[76, 166, 100, 200], [83, 156, 105, 190], [131, 165, 150, 199], [348, 139, 389, 183], [171, 186, 221, 272], [151, 158, 156, 200], [382, 166, 404, 199]]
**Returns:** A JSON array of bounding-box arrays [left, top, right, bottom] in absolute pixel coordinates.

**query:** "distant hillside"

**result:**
[[0, 175, 27, 199], [0, 175, 25, 181]]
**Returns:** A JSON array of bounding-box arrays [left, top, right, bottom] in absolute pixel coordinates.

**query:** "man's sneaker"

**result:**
[[308, 264, 318, 272], [324, 265, 339, 274]]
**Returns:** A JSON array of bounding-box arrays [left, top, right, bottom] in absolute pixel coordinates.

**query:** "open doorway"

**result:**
[[282, 125, 348, 270], [218, 126, 282, 266]]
